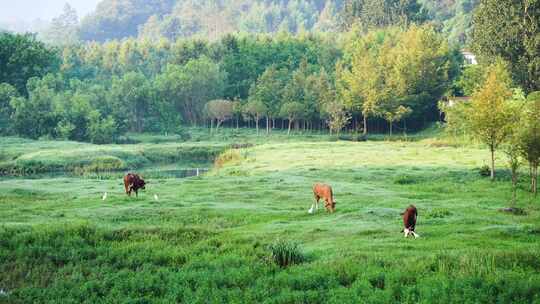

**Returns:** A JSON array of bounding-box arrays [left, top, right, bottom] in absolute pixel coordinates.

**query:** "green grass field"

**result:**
[[1, 128, 540, 303]]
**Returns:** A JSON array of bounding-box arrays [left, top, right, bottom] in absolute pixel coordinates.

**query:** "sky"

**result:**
[[0, 0, 101, 22]]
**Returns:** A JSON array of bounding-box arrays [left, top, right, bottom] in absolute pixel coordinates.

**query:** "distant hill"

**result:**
[[79, 0, 341, 41], [0, 19, 49, 34], [77, 0, 478, 43]]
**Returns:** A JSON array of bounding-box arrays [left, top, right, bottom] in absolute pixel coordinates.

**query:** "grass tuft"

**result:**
[[268, 239, 305, 268]]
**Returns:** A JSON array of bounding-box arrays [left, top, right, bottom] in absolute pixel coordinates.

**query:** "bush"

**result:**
[[143, 146, 225, 163], [426, 208, 452, 219], [394, 174, 421, 185], [477, 165, 491, 177], [174, 127, 191, 141], [338, 134, 367, 142], [114, 136, 141, 144], [78, 156, 125, 172], [88, 112, 118, 144], [214, 149, 242, 168], [268, 239, 305, 268]]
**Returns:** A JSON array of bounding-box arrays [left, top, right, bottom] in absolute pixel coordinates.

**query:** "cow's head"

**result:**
[[137, 179, 146, 190], [326, 200, 336, 213]]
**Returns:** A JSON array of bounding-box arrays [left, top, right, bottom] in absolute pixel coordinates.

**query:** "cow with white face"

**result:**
[[402, 205, 419, 238]]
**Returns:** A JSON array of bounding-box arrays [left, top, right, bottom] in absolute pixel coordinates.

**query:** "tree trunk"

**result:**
[[266, 116, 270, 134], [255, 115, 259, 135], [511, 169, 518, 207], [210, 119, 213, 133], [530, 164, 534, 193], [533, 164, 538, 196], [363, 115, 367, 135], [389, 121, 393, 136], [403, 119, 407, 135], [287, 119, 292, 135], [490, 146, 495, 180]]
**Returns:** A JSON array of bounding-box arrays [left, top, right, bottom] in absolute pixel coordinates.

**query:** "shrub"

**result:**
[[393, 174, 421, 185], [426, 208, 452, 219], [79, 156, 125, 172], [114, 136, 141, 144], [230, 143, 254, 149], [477, 165, 491, 177], [214, 149, 242, 168], [88, 112, 118, 144], [174, 127, 191, 141], [268, 239, 305, 268], [338, 134, 367, 142]]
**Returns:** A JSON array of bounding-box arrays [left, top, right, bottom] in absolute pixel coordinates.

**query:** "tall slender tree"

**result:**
[[467, 61, 514, 180]]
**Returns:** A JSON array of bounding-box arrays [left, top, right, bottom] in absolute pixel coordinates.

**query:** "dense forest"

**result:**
[[21, 0, 480, 45], [0, 0, 538, 143]]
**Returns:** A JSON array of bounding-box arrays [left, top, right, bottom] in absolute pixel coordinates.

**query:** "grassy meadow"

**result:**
[[1, 128, 540, 303]]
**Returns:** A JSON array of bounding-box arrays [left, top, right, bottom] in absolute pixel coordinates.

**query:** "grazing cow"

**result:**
[[123, 173, 146, 197], [402, 205, 419, 238], [310, 183, 336, 213]]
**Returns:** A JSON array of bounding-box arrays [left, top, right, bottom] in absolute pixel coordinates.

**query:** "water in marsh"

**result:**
[[0, 165, 210, 180]]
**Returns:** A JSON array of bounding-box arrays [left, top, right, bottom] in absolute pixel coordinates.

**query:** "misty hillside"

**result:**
[[77, 0, 478, 43]]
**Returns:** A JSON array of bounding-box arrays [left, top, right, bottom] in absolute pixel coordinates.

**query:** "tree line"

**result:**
[[0, 24, 459, 142]]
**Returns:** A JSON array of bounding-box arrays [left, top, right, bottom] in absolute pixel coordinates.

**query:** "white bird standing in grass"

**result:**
[[308, 204, 315, 214], [154, 194, 159, 201], [102, 192, 108, 201]]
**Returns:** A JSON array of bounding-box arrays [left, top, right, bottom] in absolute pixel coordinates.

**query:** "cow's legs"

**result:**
[[411, 231, 419, 238], [404, 228, 410, 238], [126, 183, 134, 196], [314, 196, 320, 211]]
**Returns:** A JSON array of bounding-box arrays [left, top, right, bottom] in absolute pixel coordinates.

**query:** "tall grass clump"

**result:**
[[214, 149, 243, 168], [268, 239, 305, 268]]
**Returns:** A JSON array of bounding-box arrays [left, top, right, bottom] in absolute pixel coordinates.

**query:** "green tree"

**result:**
[[248, 65, 287, 134], [384, 24, 452, 125], [0, 83, 18, 134], [155, 57, 226, 125], [324, 100, 351, 136], [41, 3, 79, 45], [503, 89, 527, 206], [466, 61, 514, 180], [53, 92, 94, 141], [342, 29, 391, 134], [9, 75, 61, 139], [205, 99, 233, 132], [0, 32, 59, 94], [471, 0, 540, 92], [454, 64, 485, 96], [381, 104, 412, 136], [109, 72, 151, 132], [243, 99, 267, 135], [279, 102, 305, 135], [341, 0, 427, 30], [517, 91, 540, 195], [87, 111, 118, 144]]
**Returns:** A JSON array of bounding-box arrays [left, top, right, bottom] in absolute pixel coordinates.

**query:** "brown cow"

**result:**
[[402, 205, 419, 238], [123, 173, 146, 197], [310, 183, 336, 213]]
